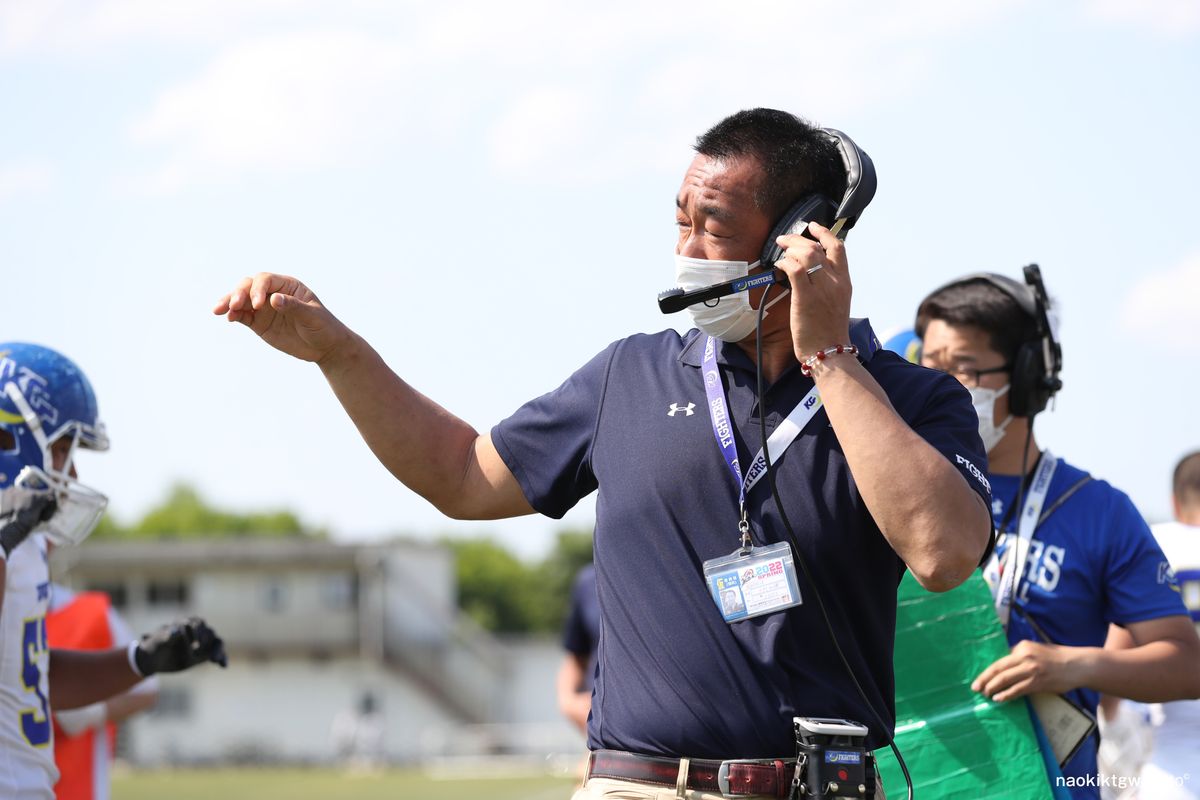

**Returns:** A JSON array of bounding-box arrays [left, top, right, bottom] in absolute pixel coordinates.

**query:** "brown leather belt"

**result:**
[[586, 749, 796, 798]]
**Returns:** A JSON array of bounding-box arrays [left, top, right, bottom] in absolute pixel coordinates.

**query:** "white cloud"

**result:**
[[128, 30, 411, 191], [1083, 0, 1200, 37], [1120, 254, 1200, 343], [116, 0, 1035, 191], [488, 88, 598, 178], [0, 160, 55, 204], [0, 0, 346, 56]]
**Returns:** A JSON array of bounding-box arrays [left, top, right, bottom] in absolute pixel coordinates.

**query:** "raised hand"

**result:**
[[213, 273, 352, 364], [772, 220, 853, 362]]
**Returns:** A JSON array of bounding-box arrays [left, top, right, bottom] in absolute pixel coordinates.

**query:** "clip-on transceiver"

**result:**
[[791, 717, 875, 799]]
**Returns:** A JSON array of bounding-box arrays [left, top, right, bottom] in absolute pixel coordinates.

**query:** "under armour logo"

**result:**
[[667, 402, 695, 417]]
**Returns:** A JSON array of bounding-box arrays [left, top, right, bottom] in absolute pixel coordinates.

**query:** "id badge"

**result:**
[[702, 541, 802, 623]]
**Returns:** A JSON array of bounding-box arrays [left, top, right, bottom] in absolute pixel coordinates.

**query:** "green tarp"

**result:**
[[874, 572, 1053, 799]]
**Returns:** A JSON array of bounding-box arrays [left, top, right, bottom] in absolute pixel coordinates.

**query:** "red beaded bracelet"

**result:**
[[800, 344, 859, 376]]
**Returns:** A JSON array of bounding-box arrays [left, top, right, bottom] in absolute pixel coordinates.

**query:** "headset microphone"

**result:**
[[657, 270, 783, 314]]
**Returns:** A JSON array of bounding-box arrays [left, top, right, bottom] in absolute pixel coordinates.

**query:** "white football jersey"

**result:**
[[0, 532, 57, 799], [1147, 520, 1200, 789]]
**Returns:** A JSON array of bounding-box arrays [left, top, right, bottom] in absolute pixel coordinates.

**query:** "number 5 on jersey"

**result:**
[[21, 616, 51, 747]]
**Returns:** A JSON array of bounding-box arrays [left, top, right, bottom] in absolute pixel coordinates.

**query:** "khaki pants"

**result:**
[[572, 776, 776, 800]]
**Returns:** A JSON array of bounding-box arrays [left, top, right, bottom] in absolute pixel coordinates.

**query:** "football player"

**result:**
[[0, 342, 227, 800]]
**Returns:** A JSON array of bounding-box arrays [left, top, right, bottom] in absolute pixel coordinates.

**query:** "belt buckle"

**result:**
[[717, 758, 772, 797]]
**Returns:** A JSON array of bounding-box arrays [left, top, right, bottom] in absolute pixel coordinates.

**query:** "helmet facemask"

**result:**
[[2, 382, 108, 546]]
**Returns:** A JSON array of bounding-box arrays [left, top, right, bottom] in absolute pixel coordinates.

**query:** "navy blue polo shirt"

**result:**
[[493, 319, 991, 758]]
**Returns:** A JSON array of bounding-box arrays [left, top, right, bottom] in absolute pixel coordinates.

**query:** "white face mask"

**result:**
[[673, 254, 790, 342], [969, 384, 1013, 453]]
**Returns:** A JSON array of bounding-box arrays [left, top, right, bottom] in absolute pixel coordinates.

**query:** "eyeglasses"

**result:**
[[925, 362, 1011, 388]]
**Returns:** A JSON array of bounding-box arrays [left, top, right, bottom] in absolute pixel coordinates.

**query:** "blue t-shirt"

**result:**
[[493, 320, 992, 758], [562, 564, 600, 690], [990, 458, 1185, 799]]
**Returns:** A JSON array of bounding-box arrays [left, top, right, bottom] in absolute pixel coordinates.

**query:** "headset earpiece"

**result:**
[[759, 195, 835, 267], [1008, 340, 1048, 417], [757, 128, 877, 267]]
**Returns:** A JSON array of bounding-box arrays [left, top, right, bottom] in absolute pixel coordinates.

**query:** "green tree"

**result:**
[[443, 537, 544, 634], [92, 483, 324, 540], [443, 529, 593, 635]]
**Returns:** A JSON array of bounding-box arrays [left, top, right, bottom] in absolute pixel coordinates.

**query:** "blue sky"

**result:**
[[3, 0, 1197, 558]]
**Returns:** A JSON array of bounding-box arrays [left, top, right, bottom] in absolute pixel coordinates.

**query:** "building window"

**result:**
[[147, 580, 189, 606], [86, 581, 128, 609], [322, 573, 357, 612], [262, 579, 287, 613]]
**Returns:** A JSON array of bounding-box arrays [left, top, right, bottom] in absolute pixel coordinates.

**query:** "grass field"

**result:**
[[112, 767, 577, 800]]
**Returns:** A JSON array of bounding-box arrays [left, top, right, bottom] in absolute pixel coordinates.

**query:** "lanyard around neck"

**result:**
[[700, 335, 824, 516], [988, 450, 1059, 630]]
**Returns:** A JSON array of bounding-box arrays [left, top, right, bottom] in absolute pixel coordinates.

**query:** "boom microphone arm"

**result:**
[[657, 269, 784, 314]]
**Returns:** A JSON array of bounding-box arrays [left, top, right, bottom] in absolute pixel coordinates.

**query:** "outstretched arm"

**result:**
[[51, 617, 227, 710], [49, 648, 143, 711], [214, 274, 533, 520]]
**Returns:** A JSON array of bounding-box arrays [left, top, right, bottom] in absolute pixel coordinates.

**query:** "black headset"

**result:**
[[923, 265, 1063, 417], [758, 128, 878, 267]]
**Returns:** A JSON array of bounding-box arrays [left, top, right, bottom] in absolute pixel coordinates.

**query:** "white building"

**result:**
[[49, 539, 583, 766]]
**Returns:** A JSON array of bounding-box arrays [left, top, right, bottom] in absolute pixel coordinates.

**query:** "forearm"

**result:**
[[1070, 638, 1200, 702], [813, 356, 990, 591], [106, 684, 159, 723], [49, 648, 142, 711], [318, 333, 488, 517], [556, 655, 587, 709], [1098, 624, 1136, 716], [556, 656, 591, 732], [55, 675, 159, 734]]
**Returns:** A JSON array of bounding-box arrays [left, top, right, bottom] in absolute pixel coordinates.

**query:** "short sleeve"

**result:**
[[901, 368, 995, 563], [913, 373, 992, 501], [1103, 490, 1188, 625], [491, 342, 617, 519]]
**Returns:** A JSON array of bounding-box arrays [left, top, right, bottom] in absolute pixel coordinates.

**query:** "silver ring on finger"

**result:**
[[806, 263, 825, 277]]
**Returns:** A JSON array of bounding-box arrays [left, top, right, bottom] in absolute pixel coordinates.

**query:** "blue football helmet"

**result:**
[[881, 328, 922, 365], [0, 342, 109, 545]]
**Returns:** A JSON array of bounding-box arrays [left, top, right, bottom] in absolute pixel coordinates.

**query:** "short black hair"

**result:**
[[695, 108, 846, 224], [1174, 451, 1200, 510], [914, 279, 1038, 366]]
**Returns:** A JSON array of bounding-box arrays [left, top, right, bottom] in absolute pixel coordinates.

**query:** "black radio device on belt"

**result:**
[[791, 717, 875, 800]]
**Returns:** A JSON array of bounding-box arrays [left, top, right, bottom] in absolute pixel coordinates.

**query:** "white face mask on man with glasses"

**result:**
[[969, 383, 1014, 453]]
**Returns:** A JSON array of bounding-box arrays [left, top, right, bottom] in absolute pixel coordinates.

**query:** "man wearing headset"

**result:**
[[915, 277, 1200, 798], [217, 108, 993, 799]]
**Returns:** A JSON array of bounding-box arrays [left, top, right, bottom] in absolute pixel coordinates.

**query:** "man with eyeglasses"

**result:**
[[914, 275, 1200, 798]]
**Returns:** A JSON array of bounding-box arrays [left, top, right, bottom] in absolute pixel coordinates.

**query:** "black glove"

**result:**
[[134, 617, 228, 675], [0, 495, 57, 558]]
